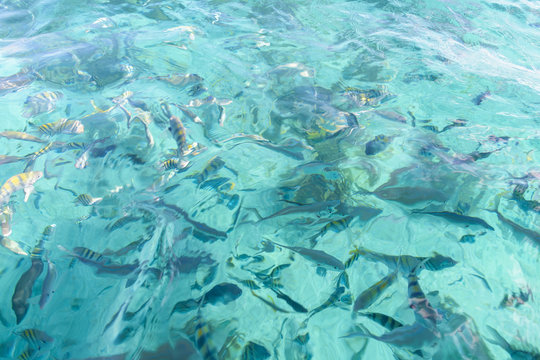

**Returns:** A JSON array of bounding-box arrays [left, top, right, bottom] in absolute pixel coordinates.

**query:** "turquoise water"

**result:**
[[0, 0, 539, 359]]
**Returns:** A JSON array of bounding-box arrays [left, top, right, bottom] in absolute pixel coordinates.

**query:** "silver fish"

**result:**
[[269, 239, 344, 271]]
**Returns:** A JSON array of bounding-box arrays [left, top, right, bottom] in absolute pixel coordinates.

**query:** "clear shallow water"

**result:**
[[0, 0, 539, 359]]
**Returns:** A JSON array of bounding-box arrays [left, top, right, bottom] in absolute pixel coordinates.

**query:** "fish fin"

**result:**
[[23, 186, 34, 202]]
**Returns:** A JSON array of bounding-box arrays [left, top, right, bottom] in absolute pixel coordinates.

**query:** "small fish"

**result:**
[[17, 328, 54, 348], [194, 308, 219, 360], [38, 118, 84, 136], [411, 210, 494, 231], [0, 171, 43, 205], [175, 104, 203, 124], [0, 131, 46, 143], [342, 87, 391, 106], [251, 290, 290, 313], [407, 265, 441, 328], [16, 348, 35, 360], [74, 194, 103, 206], [39, 260, 57, 309], [25, 141, 64, 162], [169, 115, 188, 157], [268, 239, 345, 271], [22, 91, 63, 118], [105, 215, 140, 232], [363, 312, 404, 331], [365, 135, 393, 155], [353, 268, 398, 311], [259, 200, 340, 222], [188, 156, 225, 184], [159, 158, 190, 171], [374, 110, 407, 124], [271, 288, 308, 313], [188, 84, 207, 97], [472, 91, 490, 105], [374, 186, 449, 205], [310, 285, 345, 317], [488, 209, 540, 244], [69, 246, 107, 265]]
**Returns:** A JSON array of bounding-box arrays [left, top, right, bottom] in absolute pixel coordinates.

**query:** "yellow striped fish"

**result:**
[[38, 118, 84, 136], [74, 194, 103, 206], [0, 171, 43, 205], [194, 309, 219, 360], [408, 265, 441, 328], [363, 312, 404, 331], [25, 141, 63, 161], [169, 115, 188, 157], [17, 349, 34, 360], [353, 267, 398, 312], [0, 131, 46, 143], [18, 328, 54, 348], [72, 246, 106, 264], [22, 91, 63, 118], [189, 156, 225, 184], [159, 158, 190, 171]]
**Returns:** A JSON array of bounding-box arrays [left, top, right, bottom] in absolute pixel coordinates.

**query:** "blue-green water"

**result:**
[[0, 0, 539, 359]]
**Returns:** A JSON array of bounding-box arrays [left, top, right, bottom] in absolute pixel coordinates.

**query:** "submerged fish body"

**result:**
[[272, 240, 344, 271], [0, 171, 43, 205], [38, 118, 84, 136], [169, 115, 188, 157], [12, 258, 44, 323], [353, 268, 398, 311], [0, 68, 36, 95], [365, 135, 393, 155], [22, 91, 63, 118], [374, 186, 449, 205], [412, 210, 494, 230], [0, 131, 46, 143]]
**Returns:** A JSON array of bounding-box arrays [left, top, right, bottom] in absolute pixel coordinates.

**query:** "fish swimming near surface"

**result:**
[[365, 135, 394, 155], [12, 225, 54, 324], [187, 156, 225, 184], [37, 118, 84, 137], [168, 115, 188, 157], [0, 171, 43, 205], [74, 194, 103, 206], [472, 91, 490, 105], [0, 68, 36, 96], [486, 325, 540, 360], [373, 186, 449, 205], [22, 91, 63, 118], [407, 263, 441, 328], [17, 328, 54, 348], [363, 312, 404, 331], [266, 239, 345, 271], [154, 73, 203, 87], [353, 267, 399, 312], [241, 341, 271, 360], [171, 282, 242, 314], [0, 155, 26, 165], [411, 209, 494, 231], [258, 200, 340, 222], [0, 131, 46, 143], [310, 285, 346, 317]]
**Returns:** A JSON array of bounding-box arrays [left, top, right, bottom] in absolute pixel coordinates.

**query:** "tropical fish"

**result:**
[[0, 171, 43, 205], [172, 283, 242, 314], [310, 216, 353, 245], [365, 135, 393, 155], [22, 91, 63, 118], [488, 209, 540, 244], [12, 257, 44, 323], [24, 141, 64, 163], [188, 156, 225, 184], [407, 265, 441, 328], [0, 131, 46, 143], [271, 288, 308, 313], [74, 194, 103, 206], [169, 115, 188, 157], [251, 290, 290, 313], [353, 267, 398, 311], [194, 308, 219, 360], [373, 110, 407, 124], [39, 260, 57, 309], [105, 215, 140, 232], [342, 87, 392, 106], [411, 209, 494, 230], [472, 91, 490, 105], [68, 246, 107, 265], [175, 104, 203, 123], [268, 239, 345, 271], [310, 285, 346, 317], [17, 328, 54, 348], [363, 312, 404, 331], [37, 118, 84, 136]]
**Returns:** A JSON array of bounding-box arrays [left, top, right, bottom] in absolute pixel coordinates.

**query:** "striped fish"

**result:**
[[18, 328, 54, 348], [0, 131, 46, 143], [342, 87, 391, 106], [194, 309, 219, 360], [159, 158, 190, 171], [353, 267, 398, 311], [189, 156, 225, 184], [0, 171, 43, 205], [106, 215, 140, 232], [25, 141, 64, 162], [169, 115, 188, 157], [310, 285, 345, 317], [17, 349, 34, 360], [310, 216, 352, 245], [74, 194, 103, 206], [407, 266, 441, 328], [31, 225, 56, 260], [22, 91, 63, 118], [71, 246, 107, 264], [363, 312, 404, 331], [38, 118, 84, 136]]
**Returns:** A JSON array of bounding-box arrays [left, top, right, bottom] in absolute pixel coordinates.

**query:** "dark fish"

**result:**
[[374, 186, 449, 205], [411, 210, 494, 230], [270, 240, 344, 271], [408, 265, 441, 328], [158, 201, 228, 239], [241, 342, 271, 360], [472, 91, 490, 105], [363, 312, 404, 331], [310, 285, 345, 317], [106, 215, 141, 232], [171, 283, 242, 314], [271, 288, 308, 313], [489, 209, 540, 244], [365, 135, 393, 155], [12, 259, 44, 323], [486, 326, 540, 360], [251, 291, 290, 313]]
